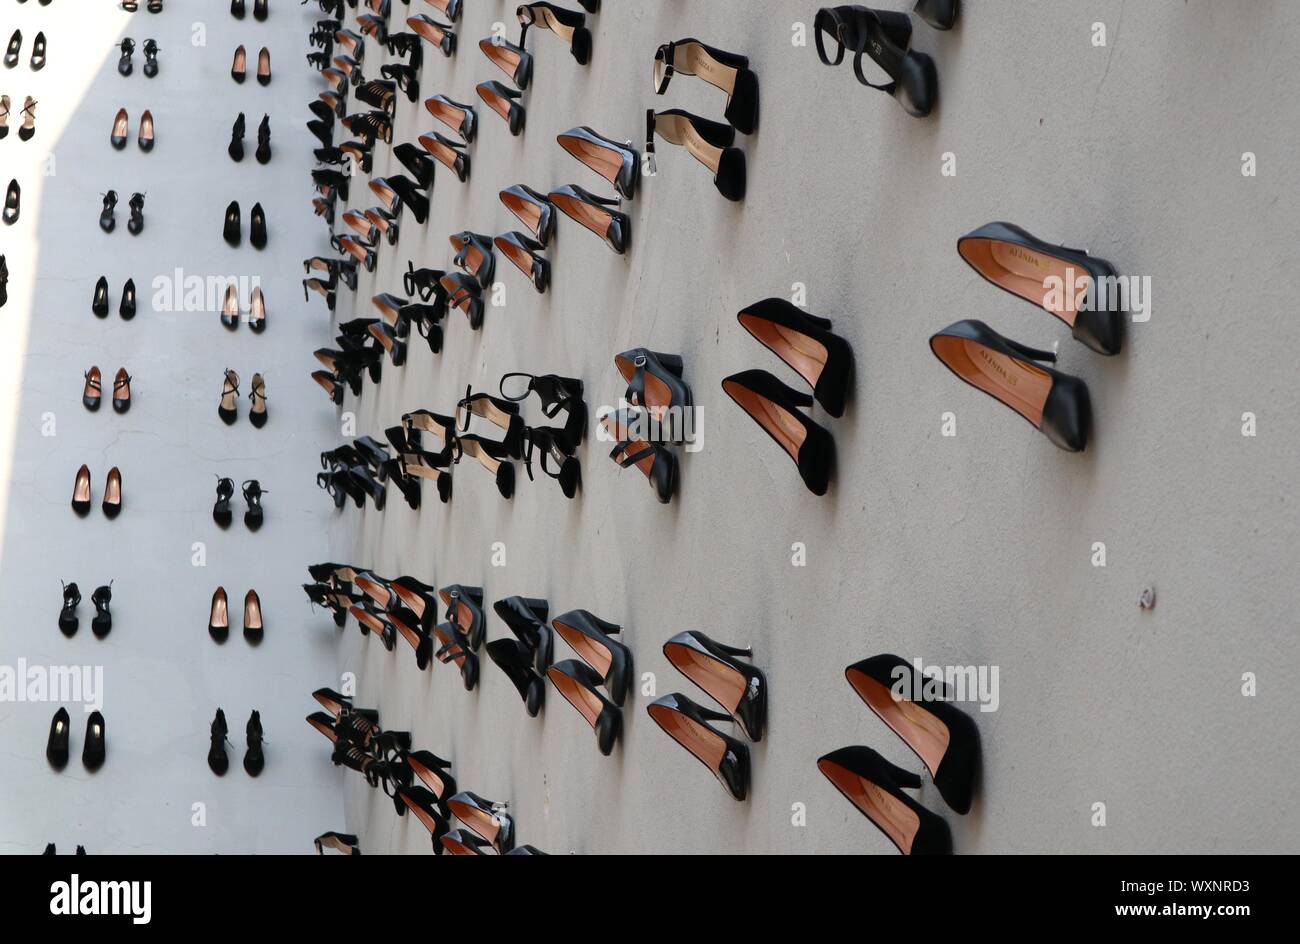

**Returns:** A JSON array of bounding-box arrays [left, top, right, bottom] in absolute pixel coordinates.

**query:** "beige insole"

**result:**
[[723, 380, 807, 462], [408, 413, 452, 441], [257, 49, 270, 78], [655, 113, 723, 174], [249, 289, 265, 322], [961, 238, 1079, 327], [503, 194, 543, 236], [738, 315, 829, 391], [554, 620, 611, 675], [675, 41, 739, 95], [560, 137, 623, 186], [536, 8, 577, 43], [820, 761, 921, 855], [211, 592, 229, 629], [459, 438, 501, 474], [552, 671, 603, 728], [847, 671, 951, 777], [233, 47, 247, 72], [112, 110, 128, 139], [930, 336, 1051, 426], [223, 287, 239, 319], [244, 594, 262, 629], [426, 101, 468, 135], [650, 706, 726, 771], [74, 468, 91, 503], [665, 645, 744, 713], [104, 470, 121, 505]]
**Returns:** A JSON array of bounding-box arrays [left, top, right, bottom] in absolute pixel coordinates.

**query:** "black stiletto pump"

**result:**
[[548, 184, 629, 254], [478, 36, 532, 89], [92, 277, 110, 317], [424, 94, 476, 140], [250, 203, 267, 249], [557, 126, 638, 198], [552, 609, 630, 705], [208, 708, 232, 775], [446, 792, 515, 854], [229, 112, 246, 161], [213, 476, 235, 527], [845, 654, 979, 814], [243, 589, 264, 643], [398, 787, 450, 852], [91, 583, 113, 638], [223, 200, 241, 246], [721, 369, 835, 495], [664, 631, 766, 741], [47, 708, 70, 770], [208, 587, 230, 642], [30, 32, 46, 71], [120, 279, 136, 320], [99, 191, 118, 234], [653, 37, 758, 134], [499, 184, 555, 245], [817, 746, 952, 854], [82, 712, 106, 771], [2, 179, 18, 225], [393, 142, 436, 189], [242, 480, 266, 530], [647, 693, 750, 800], [406, 751, 457, 808], [546, 660, 621, 755], [475, 81, 525, 135], [3, 31, 20, 70], [244, 711, 265, 776], [59, 581, 81, 637], [737, 297, 853, 417], [929, 319, 1090, 452], [487, 639, 546, 716]]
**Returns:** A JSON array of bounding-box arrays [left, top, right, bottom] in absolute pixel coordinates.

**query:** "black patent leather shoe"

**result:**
[[817, 745, 952, 854], [664, 630, 765, 741], [647, 692, 750, 800]]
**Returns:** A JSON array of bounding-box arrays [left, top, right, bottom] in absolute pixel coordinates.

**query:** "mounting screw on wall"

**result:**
[[1138, 586, 1156, 610]]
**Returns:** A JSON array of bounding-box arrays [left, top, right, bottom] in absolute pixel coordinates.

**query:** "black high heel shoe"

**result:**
[[522, 425, 581, 497], [83, 367, 103, 411], [432, 622, 479, 690], [737, 297, 853, 417], [117, 37, 134, 77], [647, 693, 750, 800], [552, 609, 630, 705], [29, 31, 46, 71], [143, 39, 160, 77], [223, 200, 241, 246], [120, 279, 136, 320], [494, 232, 548, 293], [493, 595, 552, 674], [914, 0, 959, 30], [220, 284, 240, 329], [446, 792, 515, 853], [71, 464, 93, 516], [440, 272, 484, 328], [957, 222, 1124, 355], [846, 654, 979, 814], [653, 37, 758, 134], [47, 708, 70, 770], [814, 5, 936, 117], [213, 476, 235, 527], [721, 369, 835, 495], [253, 0, 268, 22], [599, 408, 677, 504], [255, 115, 272, 164], [478, 36, 532, 89], [314, 832, 360, 855], [249, 286, 267, 332], [208, 708, 232, 775], [499, 184, 554, 245], [929, 319, 1090, 452], [218, 369, 240, 424], [16, 97, 35, 141], [208, 586, 230, 641], [664, 631, 765, 741], [126, 193, 145, 236], [475, 81, 525, 135], [242, 480, 266, 530], [517, 2, 591, 65], [418, 131, 470, 182], [546, 660, 621, 755], [817, 746, 952, 854], [488, 639, 546, 716], [369, 175, 429, 223], [243, 589, 264, 643], [248, 374, 268, 428], [646, 108, 745, 201], [557, 126, 638, 198], [406, 751, 457, 809], [93, 277, 110, 317], [2, 179, 18, 225], [456, 388, 524, 457], [250, 202, 267, 249], [399, 787, 450, 852], [424, 94, 476, 140], [549, 184, 629, 254], [112, 369, 132, 413], [393, 142, 435, 189], [407, 14, 457, 56], [454, 435, 515, 498], [83, 712, 106, 771], [449, 231, 496, 289], [438, 584, 486, 651], [99, 191, 118, 233], [59, 581, 81, 637], [91, 583, 113, 639], [231, 0, 246, 17], [615, 347, 692, 429], [244, 711, 264, 776]]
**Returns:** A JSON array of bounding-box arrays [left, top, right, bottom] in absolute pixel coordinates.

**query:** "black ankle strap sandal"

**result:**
[[653, 37, 758, 134], [449, 231, 496, 287], [600, 408, 677, 505], [614, 348, 692, 432], [517, 2, 591, 65], [814, 5, 936, 117], [439, 272, 484, 329]]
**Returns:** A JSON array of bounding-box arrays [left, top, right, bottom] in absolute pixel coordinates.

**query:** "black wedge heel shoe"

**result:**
[[242, 480, 266, 530], [475, 81, 525, 135], [549, 184, 629, 254], [518, 2, 591, 65], [814, 4, 936, 117], [817, 746, 952, 854], [646, 108, 745, 201], [737, 297, 853, 417], [846, 654, 979, 814], [557, 125, 638, 198], [552, 609, 630, 705], [493, 595, 553, 673], [929, 319, 1090, 452], [664, 631, 765, 741], [547, 660, 621, 755], [487, 639, 546, 716], [721, 369, 835, 495], [47, 708, 70, 770], [91, 583, 113, 639], [59, 581, 81, 637], [213, 476, 235, 527], [653, 37, 758, 134], [647, 693, 750, 800], [957, 221, 1124, 355], [447, 792, 515, 853]]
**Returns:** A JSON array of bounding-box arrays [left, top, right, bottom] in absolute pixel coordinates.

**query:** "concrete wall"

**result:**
[[0, 3, 343, 853]]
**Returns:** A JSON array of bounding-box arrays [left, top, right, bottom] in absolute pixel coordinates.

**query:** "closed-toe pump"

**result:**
[[92, 276, 110, 317], [223, 200, 241, 246], [737, 297, 853, 417], [552, 609, 631, 705], [208, 587, 230, 641], [446, 792, 515, 854], [231, 45, 247, 83], [721, 369, 835, 495], [493, 595, 552, 673], [488, 639, 546, 716], [47, 708, 71, 770], [646, 693, 750, 800], [548, 184, 629, 254], [546, 659, 621, 755], [817, 745, 952, 854], [557, 125, 638, 198], [82, 712, 106, 771], [138, 110, 155, 151], [663, 630, 766, 741], [120, 279, 137, 319], [112, 369, 132, 413], [475, 80, 525, 135], [243, 589, 264, 643], [83, 366, 103, 411], [250, 203, 267, 249], [71, 464, 93, 516], [110, 108, 129, 150]]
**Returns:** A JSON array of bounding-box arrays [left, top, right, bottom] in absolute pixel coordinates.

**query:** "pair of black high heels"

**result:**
[[230, 0, 268, 20], [930, 222, 1124, 452], [314, 832, 360, 855], [303, 563, 360, 628], [122, 0, 165, 12], [303, 253, 357, 311], [547, 609, 628, 756], [391, 396, 517, 502], [117, 38, 161, 78], [223, 200, 267, 248], [318, 437, 389, 510], [218, 369, 268, 427], [92, 276, 136, 319], [0, 95, 36, 140], [231, 45, 271, 84], [647, 632, 767, 801], [59, 580, 113, 638], [599, 348, 695, 504], [503, 371, 585, 498], [82, 366, 132, 413], [814, 1, 954, 117], [312, 320, 392, 404], [109, 107, 154, 151], [207, 708, 264, 776], [544, 125, 637, 253], [220, 284, 267, 331], [819, 654, 979, 855], [488, 596, 553, 717], [440, 792, 518, 855], [71, 465, 122, 518], [229, 112, 272, 163], [212, 476, 266, 530], [494, 184, 553, 293], [348, 572, 435, 669], [722, 298, 854, 496], [5, 29, 46, 70], [207, 587, 264, 643], [47, 708, 106, 771], [43, 844, 89, 856], [99, 191, 145, 235]]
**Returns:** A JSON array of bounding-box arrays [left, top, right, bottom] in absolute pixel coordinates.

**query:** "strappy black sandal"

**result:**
[[600, 408, 677, 504], [521, 425, 579, 497], [614, 348, 692, 434], [456, 386, 524, 459], [453, 435, 515, 498], [517, 2, 591, 65], [815, 5, 936, 117], [500, 371, 586, 449], [928, 319, 1091, 452], [557, 125, 639, 198], [499, 185, 555, 245], [404, 261, 448, 304], [653, 37, 758, 134], [721, 369, 835, 495], [494, 232, 549, 293], [418, 131, 470, 181], [439, 272, 485, 329], [476, 81, 525, 135], [424, 94, 476, 141], [548, 184, 629, 254], [646, 108, 745, 201]]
